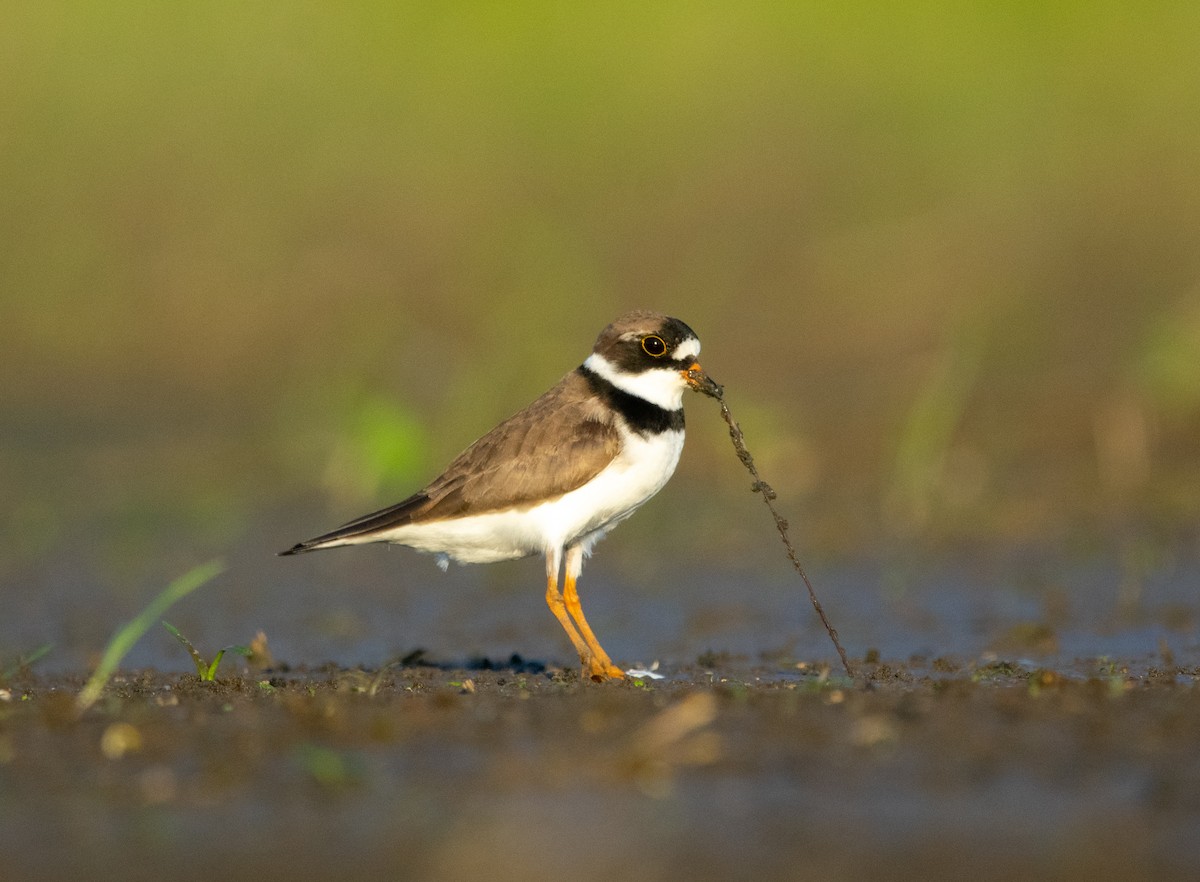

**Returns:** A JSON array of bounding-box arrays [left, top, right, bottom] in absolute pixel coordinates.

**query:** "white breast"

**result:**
[[530, 425, 686, 554]]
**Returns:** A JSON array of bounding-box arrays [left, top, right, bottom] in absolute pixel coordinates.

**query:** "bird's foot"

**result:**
[[585, 659, 627, 682]]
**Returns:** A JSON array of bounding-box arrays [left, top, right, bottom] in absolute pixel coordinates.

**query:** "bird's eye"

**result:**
[[641, 335, 667, 357]]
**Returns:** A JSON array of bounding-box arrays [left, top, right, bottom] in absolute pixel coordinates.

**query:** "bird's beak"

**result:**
[[683, 362, 723, 399]]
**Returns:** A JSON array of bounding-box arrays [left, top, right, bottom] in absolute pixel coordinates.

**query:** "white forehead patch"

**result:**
[[671, 336, 700, 362]]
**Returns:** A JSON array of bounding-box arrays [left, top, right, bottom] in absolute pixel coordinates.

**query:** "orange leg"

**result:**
[[563, 544, 625, 682], [544, 550, 591, 668]]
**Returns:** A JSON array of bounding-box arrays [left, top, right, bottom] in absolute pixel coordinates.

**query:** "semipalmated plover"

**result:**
[[281, 310, 722, 681]]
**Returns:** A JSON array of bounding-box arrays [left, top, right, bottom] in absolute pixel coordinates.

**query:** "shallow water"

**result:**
[[5, 512, 1197, 678]]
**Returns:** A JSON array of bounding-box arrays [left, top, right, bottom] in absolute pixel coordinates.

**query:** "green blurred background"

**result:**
[[3, 2, 1200, 594]]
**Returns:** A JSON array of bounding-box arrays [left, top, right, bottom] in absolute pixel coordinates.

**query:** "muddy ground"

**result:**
[[2, 654, 1198, 882]]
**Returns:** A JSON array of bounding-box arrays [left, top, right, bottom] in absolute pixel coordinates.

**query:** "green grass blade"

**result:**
[[162, 620, 208, 678], [203, 651, 222, 681], [201, 645, 252, 681], [1, 642, 54, 681], [76, 560, 224, 712]]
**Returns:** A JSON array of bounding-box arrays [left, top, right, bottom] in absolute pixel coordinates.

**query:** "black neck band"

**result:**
[[579, 366, 685, 435]]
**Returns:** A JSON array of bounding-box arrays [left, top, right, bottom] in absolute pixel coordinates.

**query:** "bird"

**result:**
[[280, 310, 722, 681]]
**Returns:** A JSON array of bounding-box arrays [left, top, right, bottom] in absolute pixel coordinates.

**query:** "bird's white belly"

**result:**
[[366, 429, 686, 565]]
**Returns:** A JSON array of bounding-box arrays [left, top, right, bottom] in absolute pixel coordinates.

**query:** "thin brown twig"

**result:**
[[716, 399, 855, 680]]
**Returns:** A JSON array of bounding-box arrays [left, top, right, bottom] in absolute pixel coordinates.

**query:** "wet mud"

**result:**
[[3, 655, 1198, 881]]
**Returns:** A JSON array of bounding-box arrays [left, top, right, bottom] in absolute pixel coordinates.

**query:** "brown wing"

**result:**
[[280, 370, 619, 553], [419, 370, 620, 519]]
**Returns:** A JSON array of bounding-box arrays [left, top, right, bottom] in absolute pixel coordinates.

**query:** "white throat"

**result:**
[[583, 352, 689, 412]]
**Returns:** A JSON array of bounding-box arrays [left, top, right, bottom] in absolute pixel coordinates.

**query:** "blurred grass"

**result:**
[[2, 3, 1199, 582]]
